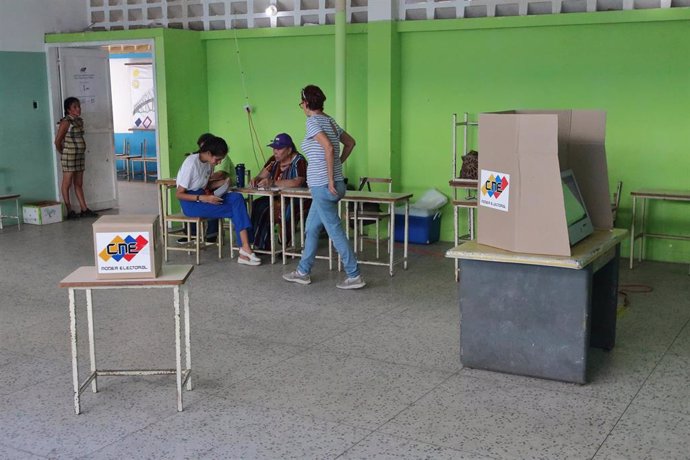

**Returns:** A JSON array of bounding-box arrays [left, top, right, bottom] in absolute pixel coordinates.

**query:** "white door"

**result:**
[[57, 47, 117, 211]]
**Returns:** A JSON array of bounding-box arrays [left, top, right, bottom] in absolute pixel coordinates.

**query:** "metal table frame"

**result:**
[[629, 189, 690, 269], [59, 264, 194, 414], [449, 179, 478, 281], [341, 190, 412, 276], [227, 187, 282, 264], [0, 194, 21, 230], [129, 156, 158, 183], [280, 188, 334, 269]]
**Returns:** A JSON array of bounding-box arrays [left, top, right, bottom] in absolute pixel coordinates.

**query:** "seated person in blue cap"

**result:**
[[250, 133, 307, 250]]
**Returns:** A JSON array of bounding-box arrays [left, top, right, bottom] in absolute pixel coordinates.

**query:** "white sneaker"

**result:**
[[238, 248, 261, 266], [336, 275, 366, 290], [238, 256, 261, 266], [239, 248, 261, 263], [282, 270, 311, 285]]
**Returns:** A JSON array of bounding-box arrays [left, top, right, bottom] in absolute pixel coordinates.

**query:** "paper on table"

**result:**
[[257, 186, 280, 191], [214, 179, 230, 197]]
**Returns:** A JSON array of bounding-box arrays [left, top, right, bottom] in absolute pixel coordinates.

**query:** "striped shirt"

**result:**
[[301, 114, 343, 187]]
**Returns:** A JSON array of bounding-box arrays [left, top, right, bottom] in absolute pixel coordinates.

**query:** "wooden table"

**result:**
[[59, 265, 194, 414], [447, 229, 627, 384], [341, 190, 413, 276], [629, 189, 690, 269]]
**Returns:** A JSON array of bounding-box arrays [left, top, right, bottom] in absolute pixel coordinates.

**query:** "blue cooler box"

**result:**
[[394, 212, 442, 245]]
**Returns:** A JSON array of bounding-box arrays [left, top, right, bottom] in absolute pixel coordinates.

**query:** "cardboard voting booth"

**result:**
[[477, 110, 613, 257], [93, 215, 162, 279]]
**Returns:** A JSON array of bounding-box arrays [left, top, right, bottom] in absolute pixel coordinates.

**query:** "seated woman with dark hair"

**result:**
[[250, 133, 307, 250], [175, 135, 261, 266]]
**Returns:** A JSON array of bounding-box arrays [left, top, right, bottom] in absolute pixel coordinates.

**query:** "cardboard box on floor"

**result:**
[[23, 201, 63, 225], [477, 110, 613, 257], [93, 214, 163, 279]]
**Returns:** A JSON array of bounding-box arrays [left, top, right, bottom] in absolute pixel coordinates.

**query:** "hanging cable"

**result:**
[[246, 109, 265, 170], [233, 28, 265, 171]]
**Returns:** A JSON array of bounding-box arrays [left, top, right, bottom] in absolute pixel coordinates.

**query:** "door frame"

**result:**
[[45, 39, 159, 206]]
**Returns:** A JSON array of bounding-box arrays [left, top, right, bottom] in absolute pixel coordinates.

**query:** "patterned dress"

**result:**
[[60, 115, 86, 172]]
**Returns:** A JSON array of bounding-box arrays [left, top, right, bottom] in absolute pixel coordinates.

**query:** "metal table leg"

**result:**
[[173, 286, 183, 412], [85, 289, 97, 393], [69, 288, 80, 415]]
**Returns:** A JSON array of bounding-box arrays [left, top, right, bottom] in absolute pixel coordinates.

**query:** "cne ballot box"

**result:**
[[93, 215, 162, 279]]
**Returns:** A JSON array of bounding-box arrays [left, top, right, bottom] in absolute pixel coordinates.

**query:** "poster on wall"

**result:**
[[130, 64, 155, 129], [66, 65, 98, 109]]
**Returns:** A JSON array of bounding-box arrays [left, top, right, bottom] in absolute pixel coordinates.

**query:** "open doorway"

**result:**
[[46, 39, 159, 216], [108, 43, 159, 214]]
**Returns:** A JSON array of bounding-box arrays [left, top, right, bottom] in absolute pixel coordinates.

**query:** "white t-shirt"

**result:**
[[176, 154, 212, 191]]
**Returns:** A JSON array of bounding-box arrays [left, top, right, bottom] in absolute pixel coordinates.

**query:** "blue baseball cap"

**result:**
[[267, 133, 295, 150]]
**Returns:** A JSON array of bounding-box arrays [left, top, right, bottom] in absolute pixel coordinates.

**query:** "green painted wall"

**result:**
[[159, 29, 209, 178], [203, 27, 369, 182], [397, 11, 690, 263], [45, 10, 690, 263], [0, 51, 55, 208]]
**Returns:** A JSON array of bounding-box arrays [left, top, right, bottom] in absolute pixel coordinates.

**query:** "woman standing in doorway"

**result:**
[[282, 85, 365, 289], [54, 97, 98, 219]]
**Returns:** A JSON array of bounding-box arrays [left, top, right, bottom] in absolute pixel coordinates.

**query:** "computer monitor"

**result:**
[[561, 169, 594, 246]]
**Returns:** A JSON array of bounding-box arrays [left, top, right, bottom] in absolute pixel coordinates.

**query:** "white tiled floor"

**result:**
[[0, 182, 688, 459]]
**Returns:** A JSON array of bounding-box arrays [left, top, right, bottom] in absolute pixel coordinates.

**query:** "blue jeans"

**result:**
[[298, 181, 359, 278], [180, 190, 251, 243]]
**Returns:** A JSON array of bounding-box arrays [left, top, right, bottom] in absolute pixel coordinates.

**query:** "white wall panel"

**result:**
[[0, 0, 89, 52]]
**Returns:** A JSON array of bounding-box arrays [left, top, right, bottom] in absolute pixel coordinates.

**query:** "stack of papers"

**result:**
[[213, 179, 231, 197]]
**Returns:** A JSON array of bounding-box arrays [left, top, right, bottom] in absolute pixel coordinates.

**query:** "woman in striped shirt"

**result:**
[[282, 85, 365, 290]]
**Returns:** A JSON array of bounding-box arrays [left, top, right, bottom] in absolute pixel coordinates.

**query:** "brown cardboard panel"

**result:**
[[515, 115, 570, 256], [477, 109, 611, 257], [569, 143, 613, 229], [570, 111, 606, 144], [477, 114, 520, 251]]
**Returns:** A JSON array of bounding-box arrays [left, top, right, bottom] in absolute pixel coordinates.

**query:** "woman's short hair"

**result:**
[[301, 85, 326, 111], [202, 136, 228, 158], [63, 97, 80, 115]]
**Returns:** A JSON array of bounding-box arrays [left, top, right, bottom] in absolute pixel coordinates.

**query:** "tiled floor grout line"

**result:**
[[76, 387, 230, 458], [589, 315, 690, 459], [332, 370, 477, 460], [0, 440, 50, 459]]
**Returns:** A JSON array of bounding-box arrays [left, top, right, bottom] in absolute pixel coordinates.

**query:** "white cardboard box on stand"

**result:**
[[93, 215, 162, 279]]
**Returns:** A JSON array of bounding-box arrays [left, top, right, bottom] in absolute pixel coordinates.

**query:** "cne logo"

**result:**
[[481, 174, 509, 198], [99, 234, 149, 262]]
